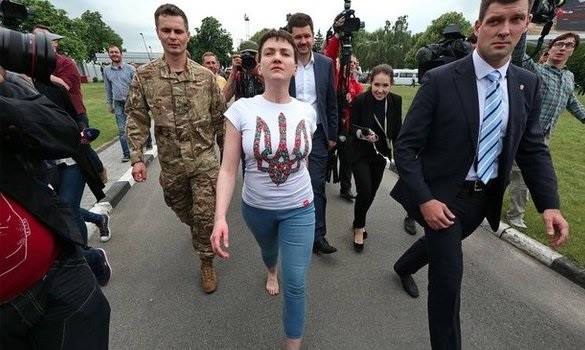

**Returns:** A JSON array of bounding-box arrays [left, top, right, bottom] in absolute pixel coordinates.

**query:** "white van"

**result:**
[[393, 69, 419, 85]]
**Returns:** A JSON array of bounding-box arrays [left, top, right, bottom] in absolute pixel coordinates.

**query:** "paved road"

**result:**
[[96, 161, 585, 349]]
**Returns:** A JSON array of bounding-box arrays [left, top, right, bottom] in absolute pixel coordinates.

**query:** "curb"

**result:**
[[485, 221, 585, 289], [86, 147, 158, 241]]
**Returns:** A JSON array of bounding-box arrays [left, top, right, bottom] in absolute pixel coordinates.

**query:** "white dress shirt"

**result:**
[[466, 50, 510, 181], [295, 52, 319, 123]]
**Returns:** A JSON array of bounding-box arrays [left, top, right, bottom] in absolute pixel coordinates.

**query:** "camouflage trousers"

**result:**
[[159, 169, 217, 260]]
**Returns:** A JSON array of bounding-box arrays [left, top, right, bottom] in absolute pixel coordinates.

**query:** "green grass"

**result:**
[[81, 83, 118, 149], [394, 85, 585, 267], [83, 83, 585, 266]]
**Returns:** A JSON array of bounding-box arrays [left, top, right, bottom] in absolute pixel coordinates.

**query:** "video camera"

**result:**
[[337, 0, 364, 36], [531, 0, 565, 24], [0, 0, 55, 82], [416, 24, 473, 79]]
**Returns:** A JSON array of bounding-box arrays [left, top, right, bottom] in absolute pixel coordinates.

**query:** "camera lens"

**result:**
[[0, 27, 55, 82], [240, 51, 257, 71]]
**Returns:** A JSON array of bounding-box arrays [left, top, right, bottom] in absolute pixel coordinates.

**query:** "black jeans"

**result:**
[[394, 185, 489, 350], [337, 141, 353, 194], [352, 155, 386, 228], [0, 246, 110, 350]]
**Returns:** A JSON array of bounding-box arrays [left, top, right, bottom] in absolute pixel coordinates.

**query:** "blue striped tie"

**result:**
[[477, 71, 503, 184]]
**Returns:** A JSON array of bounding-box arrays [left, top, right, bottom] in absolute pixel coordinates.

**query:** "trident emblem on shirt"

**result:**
[[253, 113, 309, 185]]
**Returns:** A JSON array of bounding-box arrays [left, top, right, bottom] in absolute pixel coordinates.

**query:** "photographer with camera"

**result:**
[[323, 14, 363, 202], [0, 59, 110, 348], [506, 30, 585, 229], [222, 40, 264, 102]]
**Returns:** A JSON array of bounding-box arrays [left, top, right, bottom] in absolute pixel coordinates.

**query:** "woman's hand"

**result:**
[[365, 132, 378, 143], [211, 219, 230, 259]]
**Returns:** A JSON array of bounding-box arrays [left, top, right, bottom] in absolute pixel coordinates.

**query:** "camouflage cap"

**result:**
[[239, 40, 258, 53]]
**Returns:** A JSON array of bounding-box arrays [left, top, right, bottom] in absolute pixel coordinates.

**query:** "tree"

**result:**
[[405, 12, 472, 67], [78, 11, 123, 62], [18, 0, 87, 61], [314, 29, 324, 52], [188, 17, 234, 67], [352, 15, 414, 70], [250, 28, 270, 45]]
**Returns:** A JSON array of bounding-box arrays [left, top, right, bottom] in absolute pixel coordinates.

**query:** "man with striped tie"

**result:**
[[389, 0, 569, 349]]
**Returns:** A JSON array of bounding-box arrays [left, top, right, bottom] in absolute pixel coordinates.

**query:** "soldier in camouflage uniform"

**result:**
[[125, 4, 226, 294]]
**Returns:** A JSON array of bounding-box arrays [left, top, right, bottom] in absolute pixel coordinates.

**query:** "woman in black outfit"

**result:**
[[349, 64, 402, 252]]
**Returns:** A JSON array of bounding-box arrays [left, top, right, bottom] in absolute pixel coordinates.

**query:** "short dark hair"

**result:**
[[478, 0, 534, 21], [107, 44, 121, 52], [549, 32, 580, 50], [370, 64, 394, 84], [202, 52, 217, 62], [258, 29, 298, 64], [286, 13, 314, 34], [154, 4, 189, 30]]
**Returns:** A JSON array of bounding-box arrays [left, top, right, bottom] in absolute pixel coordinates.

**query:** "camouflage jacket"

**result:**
[[125, 57, 226, 174]]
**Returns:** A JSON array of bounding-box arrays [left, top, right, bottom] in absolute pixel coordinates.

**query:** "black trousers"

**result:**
[[338, 142, 353, 193], [394, 185, 490, 350], [352, 155, 386, 228]]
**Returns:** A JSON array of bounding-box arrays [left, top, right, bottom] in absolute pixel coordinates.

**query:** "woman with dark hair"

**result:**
[[349, 64, 403, 252], [211, 29, 316, 350]]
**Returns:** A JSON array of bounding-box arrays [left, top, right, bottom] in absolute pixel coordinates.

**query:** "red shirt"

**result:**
[[0, 193, 60, 303], [54, 54, 86, 115]]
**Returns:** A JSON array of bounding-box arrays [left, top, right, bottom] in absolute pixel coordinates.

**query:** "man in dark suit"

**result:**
[[390, 0, 570, 348], [287, 13, 339, 254]]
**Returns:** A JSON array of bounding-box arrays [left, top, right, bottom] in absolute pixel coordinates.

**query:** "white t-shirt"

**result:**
[[225, 95, 317, 210]]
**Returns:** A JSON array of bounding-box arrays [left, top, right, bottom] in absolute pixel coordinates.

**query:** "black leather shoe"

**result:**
[[340, 191, 356, 201], [313, 237, 337, 254], [398, 274, 419, 298], [403, 216, 417, 236]]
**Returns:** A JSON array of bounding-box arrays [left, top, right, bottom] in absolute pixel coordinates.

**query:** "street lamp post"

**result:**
[[140, 32, 152, 61]]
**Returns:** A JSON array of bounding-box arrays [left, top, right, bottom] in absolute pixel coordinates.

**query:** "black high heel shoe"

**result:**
[[353, 230, 364, 253]]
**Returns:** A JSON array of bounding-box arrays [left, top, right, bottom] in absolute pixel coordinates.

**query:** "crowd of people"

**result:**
[[1, 0, 583, 349]]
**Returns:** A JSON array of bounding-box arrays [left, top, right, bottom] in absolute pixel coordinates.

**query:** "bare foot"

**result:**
[[353, 228, 364, 244], [266, 270, 279, 296]]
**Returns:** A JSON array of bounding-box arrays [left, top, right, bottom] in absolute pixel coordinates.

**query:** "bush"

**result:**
[[92, 77, 99, 83]]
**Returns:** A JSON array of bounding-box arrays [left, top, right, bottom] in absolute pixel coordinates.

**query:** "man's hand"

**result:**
[[50, 75, 70, 90], [542, 209, 569, 249], [420, 199, 456, 230], [131, 161, 147, 182], [328, 140, 337, 150], [211, 218, 230, 259]]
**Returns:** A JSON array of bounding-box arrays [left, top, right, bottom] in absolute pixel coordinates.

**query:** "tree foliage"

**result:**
[[314, 29, 324, 52], [250, 28, 270, 45], [78, 11, 123, 62], [352, 15, 415, 70], [188, 17, 233, 68], [405, 12, 472, 67]]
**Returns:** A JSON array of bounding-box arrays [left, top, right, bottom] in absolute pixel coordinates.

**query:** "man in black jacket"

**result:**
[[0, 69, 110, 349], [390, 0, 569, 348]]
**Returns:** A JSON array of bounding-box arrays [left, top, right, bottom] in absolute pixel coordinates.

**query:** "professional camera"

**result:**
[[0, 0, 55, 82], [531, 0, 565, 24], [337, 0, 364, 35], [240, 51, 256, 71], [416, 24, 473, 79]]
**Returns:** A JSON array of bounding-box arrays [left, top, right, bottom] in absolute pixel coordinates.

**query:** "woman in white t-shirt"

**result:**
[[211, 30, 316, 350]]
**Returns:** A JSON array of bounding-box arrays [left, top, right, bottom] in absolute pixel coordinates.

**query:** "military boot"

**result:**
[[200, 259, 217, 294]]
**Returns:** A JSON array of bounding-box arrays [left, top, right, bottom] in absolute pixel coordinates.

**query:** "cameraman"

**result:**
[[0, 66, 110, 349], [323, 15, 363, 201], [506, 32, 585, 229], [222, 40, 264, 101]]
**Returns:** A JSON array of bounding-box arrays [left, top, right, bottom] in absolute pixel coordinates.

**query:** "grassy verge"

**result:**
[[393, 85, 585, 267], [81, 82, 118, 149]]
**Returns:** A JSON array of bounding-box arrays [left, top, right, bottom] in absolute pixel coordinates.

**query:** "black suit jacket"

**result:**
[[390, 55, 559, 231], [349, 91, 402, 163], [290, 52, 338, 142]]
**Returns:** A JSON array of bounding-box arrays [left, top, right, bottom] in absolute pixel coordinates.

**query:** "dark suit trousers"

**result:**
[[394, 187, 490, 350], [337, 141, 353, 193], [309, 125, 329, 240]]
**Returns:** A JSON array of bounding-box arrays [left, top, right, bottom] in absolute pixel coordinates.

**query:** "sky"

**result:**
[[49, 0, 479, 53]]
